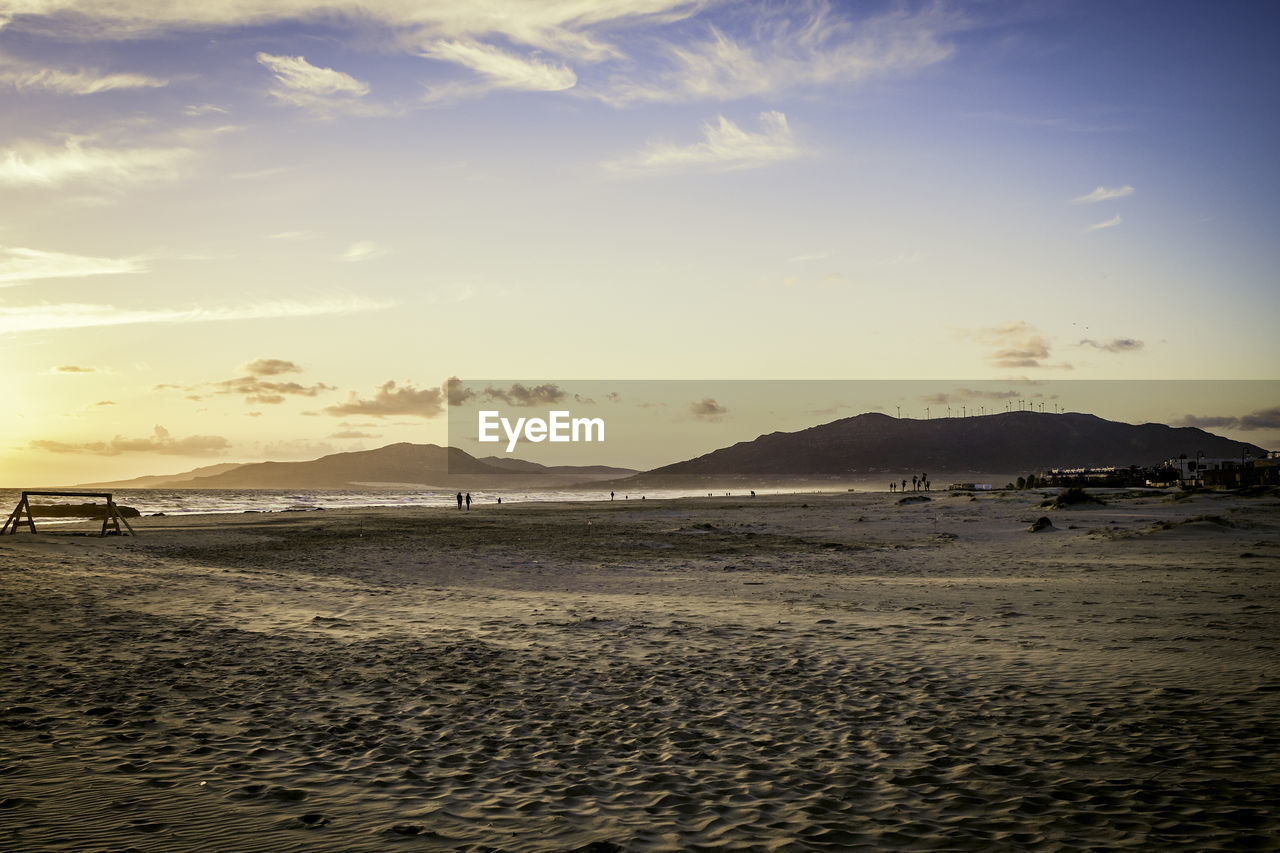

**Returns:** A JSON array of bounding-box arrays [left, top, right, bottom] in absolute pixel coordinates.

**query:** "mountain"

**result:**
[[78, 462, 248, 489], [625, 411, 1268, 484], [164, 443, 636, 490]]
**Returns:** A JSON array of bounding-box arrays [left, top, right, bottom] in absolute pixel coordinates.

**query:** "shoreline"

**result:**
[[2, 483, 1239, 529]]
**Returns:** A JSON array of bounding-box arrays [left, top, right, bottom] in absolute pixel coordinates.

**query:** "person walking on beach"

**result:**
[[465, 492, 472, 509], [456, 492, 463, 510], [611, 490, 615, 501]]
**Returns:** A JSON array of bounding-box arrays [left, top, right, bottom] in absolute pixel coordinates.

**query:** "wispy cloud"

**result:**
[[1073, 185, 1135, 204], [0, 136, 191, 187], [183, 103, 228, 116], [1079, 337, 1143, 353], [214, 375, 334, 405], [1087, 214, 1123, 231], [244, 358, 301, 376], [422, 39, 576, 101], [329, 429, 376, 439], [0, 296, 389, 335], [341, 240, 386, 262], [256, 52, 380, 115], [598, 2, 957, 104], [8, 2, 954, 111], [605, 111, 804, 176], [207, 358, 333, 404], [3, 2, 697, 60], [0, 64, 168, 94], [0, 245, 146, 286], [31, 425, 229, 456]]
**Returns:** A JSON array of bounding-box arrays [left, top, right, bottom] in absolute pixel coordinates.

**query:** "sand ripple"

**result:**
[[2, 491, 1278, 851]]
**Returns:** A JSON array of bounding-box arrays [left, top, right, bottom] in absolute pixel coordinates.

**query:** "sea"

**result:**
[[0, 485, 831, 520]]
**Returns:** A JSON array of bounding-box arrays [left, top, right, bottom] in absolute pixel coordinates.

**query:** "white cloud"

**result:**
[[0, 296, 390, 335], [422, 39, 576, 100], [0, 65, 168, 94], [256, 52, 377, 114], [31, 424, 230, 456], [1072, 185, 1135, 204], [598, 2, 957, 104], [1087, 214, 1123, 231], [605, 111, 805, 176], [183, 103, 229, 116], [0, 246, 146, 286], [3, 1, 699, 60], [341, 240, 386, 262], [0, 136, 191, 187], [257, 52, 368, 97], [4, 2, 960, 113]]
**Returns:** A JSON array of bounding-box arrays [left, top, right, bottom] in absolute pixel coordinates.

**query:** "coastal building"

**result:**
[[1162, 452, 1275, 487]]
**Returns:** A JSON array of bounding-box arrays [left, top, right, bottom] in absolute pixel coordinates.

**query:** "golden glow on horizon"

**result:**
[[1, 2, 1276, 483]]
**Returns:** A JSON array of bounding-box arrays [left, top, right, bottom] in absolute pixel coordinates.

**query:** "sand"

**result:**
[[1, 489, 1278, 851]]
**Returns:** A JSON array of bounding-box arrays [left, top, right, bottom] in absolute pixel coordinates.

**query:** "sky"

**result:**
[[1, 0, 1277, 484]]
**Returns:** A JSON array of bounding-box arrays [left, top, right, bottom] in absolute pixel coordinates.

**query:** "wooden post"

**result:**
[[2, 493, 36, 534], [101, 497, 135, 537]]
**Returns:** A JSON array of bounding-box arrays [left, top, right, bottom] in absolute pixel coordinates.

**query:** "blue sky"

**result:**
[[1, 0, 1277, 482]]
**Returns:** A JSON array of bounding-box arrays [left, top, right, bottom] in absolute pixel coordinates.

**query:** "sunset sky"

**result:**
[[2, 1, 1277, 484]]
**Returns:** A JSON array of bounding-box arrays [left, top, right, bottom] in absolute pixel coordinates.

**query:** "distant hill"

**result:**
[[116, 443, 637, 490], [79, 462, 248, 489], [625, 411, 1268, 484]]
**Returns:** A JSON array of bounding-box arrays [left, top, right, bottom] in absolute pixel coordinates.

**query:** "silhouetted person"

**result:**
[[902, 479, 907, 492], [890, 482, 895, 493], [465, 492, 472, 509], [456, 492, 463, 509], [610, 491, 615, 501], [497, 497, 502, 505]]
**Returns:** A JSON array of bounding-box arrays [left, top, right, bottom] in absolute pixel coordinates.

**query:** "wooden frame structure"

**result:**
[[2, 491, 136, 536]]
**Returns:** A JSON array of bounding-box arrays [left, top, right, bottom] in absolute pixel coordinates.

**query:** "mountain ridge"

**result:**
[[77, 443, 636, 490], [624, 410, 1268, 484]]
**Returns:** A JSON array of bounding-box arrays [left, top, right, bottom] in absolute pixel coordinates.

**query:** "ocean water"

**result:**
[[0, 485, 821, 519]]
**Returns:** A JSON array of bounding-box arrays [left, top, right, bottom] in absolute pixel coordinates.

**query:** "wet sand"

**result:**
[[1, 489, 1278, 851]]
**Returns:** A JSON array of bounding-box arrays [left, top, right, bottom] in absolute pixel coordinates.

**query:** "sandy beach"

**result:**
[[1, 488, 1278, 851]]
